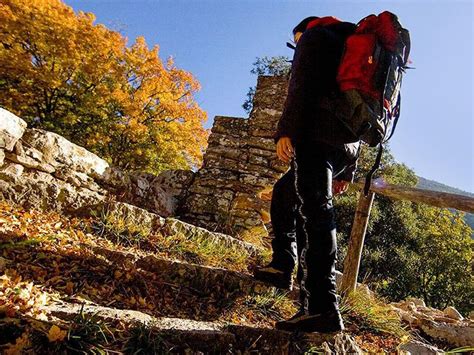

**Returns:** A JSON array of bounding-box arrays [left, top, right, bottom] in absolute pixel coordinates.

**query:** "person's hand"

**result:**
[[333, 180, 349, 195], [276, 137, 294, 163]]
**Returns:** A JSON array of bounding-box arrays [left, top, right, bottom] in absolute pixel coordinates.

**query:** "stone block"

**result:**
[[229, 207, 262, 220], [249, 76, 288, 114], [248, 111, 280, 130], [13, 140, 25, 155], [269, 158, 289, 174], [0, 167, 106, 212], [203, 153, 246, 172], [195, 167, 240, 181], [205, 145, 246, 161], [239, 173, 276, 188], [0, 108, 27, 151], [53, 166, 93, 187], [248, 127, 276, 139], [4, 151, 55, 173], [24, 146, 43, 162], [22, 128, 109, 177], [418, 318, 474, 347], [246, 136, 275, 151], [211, 116, 249, 137], [162, 217, 260, 255], [185, 192, 233, 215], [0, 162, 24, 180], [74, 201, 166, 229], [248, 154, 268, 167], [195, 179, 260, 195], [98, 167, 133, 189], [398, 340, 443, 354], [240, 162, 282, 179], [154, 169, 195, 194], [406, 297, 426, 307], [248, 147, 275, 158], [207, 132, 244, 150], [189, 184, 228, 196], [231, 192, 267, 212]]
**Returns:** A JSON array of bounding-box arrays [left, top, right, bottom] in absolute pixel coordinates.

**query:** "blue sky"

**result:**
[[66, 0, 473, 193]]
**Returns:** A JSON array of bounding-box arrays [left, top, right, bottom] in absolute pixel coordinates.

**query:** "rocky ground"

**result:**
[[1, 200, 472, 354]]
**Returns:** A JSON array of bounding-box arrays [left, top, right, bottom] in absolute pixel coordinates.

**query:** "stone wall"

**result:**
[[0, 75, 290, 243], [0, 108, 193, 217], [178, 75, 290, 243]]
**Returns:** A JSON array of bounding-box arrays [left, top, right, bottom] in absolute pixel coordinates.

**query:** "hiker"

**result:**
[[254, 17, 362, 333]]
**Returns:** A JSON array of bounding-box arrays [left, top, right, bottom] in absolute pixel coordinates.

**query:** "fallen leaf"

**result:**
[[47, 324, 67, 342]]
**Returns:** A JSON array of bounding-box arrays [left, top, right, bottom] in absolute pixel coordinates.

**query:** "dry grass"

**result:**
[[243, 288, 297, 321], [340, 287, 410, 352], [89, 205, 267, 273]]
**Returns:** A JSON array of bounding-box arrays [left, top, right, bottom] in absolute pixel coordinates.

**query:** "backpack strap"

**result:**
[[364, 143, 383, 196]]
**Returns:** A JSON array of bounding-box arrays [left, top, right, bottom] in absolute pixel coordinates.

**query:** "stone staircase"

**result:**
[[0, 199, 363, 354], [43, 301, 360, 354], [4, 187, 470, 354]]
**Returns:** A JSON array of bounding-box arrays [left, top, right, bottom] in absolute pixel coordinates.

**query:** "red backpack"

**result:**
[[336, 12, 410, 145], [300, 12, 411, 194]]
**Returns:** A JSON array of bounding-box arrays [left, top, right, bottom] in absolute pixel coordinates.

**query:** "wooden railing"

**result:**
[[340, 178, 474, 294]]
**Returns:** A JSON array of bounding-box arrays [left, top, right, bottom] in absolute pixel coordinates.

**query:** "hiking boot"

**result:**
[[275, 309, 345, 333], [253, 265, 293, 290]]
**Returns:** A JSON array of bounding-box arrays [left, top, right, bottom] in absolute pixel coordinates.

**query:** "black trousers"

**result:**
[[270, 141, 348, 314]]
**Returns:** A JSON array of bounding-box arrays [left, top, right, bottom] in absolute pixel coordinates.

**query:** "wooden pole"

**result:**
[[355, 180, 474, 214], [339, 179, 473, 295], [341, 191, 375, 294]]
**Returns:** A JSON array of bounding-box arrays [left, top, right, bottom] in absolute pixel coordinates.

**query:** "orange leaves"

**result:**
[[0, 269, 49, 320], [107, 34, 208, 172], [0, 0, 122, 121], [0, 0, 208, 174]]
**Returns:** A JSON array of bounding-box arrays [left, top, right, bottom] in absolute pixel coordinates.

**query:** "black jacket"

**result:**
[[274, 22, 361, 182]]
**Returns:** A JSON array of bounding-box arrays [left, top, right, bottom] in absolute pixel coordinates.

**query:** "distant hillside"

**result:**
[[417, 176, 474, 198], [416, 176, 474, 235]]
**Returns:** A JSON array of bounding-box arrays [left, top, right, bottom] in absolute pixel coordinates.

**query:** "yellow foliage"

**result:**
[[0, 0, 208, 173]]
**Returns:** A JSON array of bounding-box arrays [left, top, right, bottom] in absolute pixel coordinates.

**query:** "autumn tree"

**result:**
[[0, 0, 208, 173]]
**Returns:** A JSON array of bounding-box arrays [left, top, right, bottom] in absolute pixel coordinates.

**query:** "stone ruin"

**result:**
[[178, 75, 289, 243], [0, 75, 289, 245]]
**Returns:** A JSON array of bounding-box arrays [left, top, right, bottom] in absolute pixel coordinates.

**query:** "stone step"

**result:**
[[75, 201, 261, 256], [11, 235, 294, 324], [42, 301, 235, 353], [90, 245, 298, 300], [89, 246, 363, 308], [163, 216, 261, 256], [42, 300, 363, 354]]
